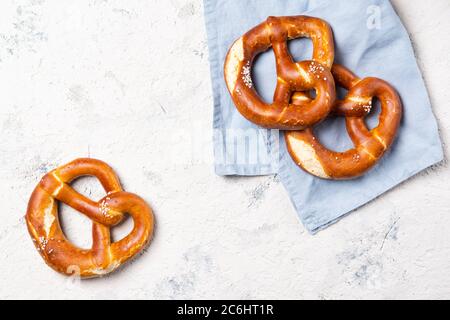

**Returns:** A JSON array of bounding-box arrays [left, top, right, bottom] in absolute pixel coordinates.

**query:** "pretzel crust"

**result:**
[[224, 16, 336, 130], [26, 158, 154, 278], [285, 65, 402, 179]]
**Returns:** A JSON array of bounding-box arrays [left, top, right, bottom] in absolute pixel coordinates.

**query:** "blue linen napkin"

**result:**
[[203, 0, 443, 233]]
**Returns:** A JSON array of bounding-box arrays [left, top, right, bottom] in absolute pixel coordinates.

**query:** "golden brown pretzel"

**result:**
[[26, 158, 154, 278], [285, 64, 402, 179], [224, 15, 336, 130]]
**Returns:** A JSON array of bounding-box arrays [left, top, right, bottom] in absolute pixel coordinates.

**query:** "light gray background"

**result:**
[[0, 0, 449, 299]]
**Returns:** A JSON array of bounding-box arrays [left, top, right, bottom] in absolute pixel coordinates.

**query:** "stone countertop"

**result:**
[[0, 0, 449, 299]]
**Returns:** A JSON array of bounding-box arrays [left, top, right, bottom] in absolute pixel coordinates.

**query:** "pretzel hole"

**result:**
[[252, 49, 277, 103], [337, 87, 348, 101], [288, 38, 313, 62], [365, 97, 381, 130], [314, 116, 354, 152], [70, 176, 106, 201], [111, 214, 134, 243], [58, 202, 93, 249], [58, 176, 106, 249]]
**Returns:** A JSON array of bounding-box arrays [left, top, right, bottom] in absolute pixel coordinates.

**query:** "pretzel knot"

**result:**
[[25, 158, 154, 278], [285, 64, 403, 179], [224, 16, 336, 129]]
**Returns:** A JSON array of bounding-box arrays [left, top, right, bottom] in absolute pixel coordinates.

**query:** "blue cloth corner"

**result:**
[[203, 0, 443, 233]]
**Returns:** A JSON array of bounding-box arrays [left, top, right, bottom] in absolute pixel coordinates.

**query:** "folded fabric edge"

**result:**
[[214, 130, 280, 176], [279, 149, 444, 235], [215, 165, 278, 177], [203, 0, 229, 175], [203, 0, 283, 177]]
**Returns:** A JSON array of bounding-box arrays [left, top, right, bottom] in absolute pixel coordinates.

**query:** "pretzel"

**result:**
[[25, 158, 154, 278], [285, 64, 402, 179], [224, 15, 336, 130]]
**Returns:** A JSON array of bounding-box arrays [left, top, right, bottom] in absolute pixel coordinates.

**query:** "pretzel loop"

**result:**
[[285, 64, 402, 179], [224, 16, 336, 130], [26, 158, 154, 278]]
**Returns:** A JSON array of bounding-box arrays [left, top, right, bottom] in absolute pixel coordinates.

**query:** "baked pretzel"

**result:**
[[285, 64, 402, 179], [224, 15, 337, 130], [26, 158, 154, 278]]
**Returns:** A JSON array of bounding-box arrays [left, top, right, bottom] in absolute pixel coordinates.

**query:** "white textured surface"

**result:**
[[0, 0, 449, 300]]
